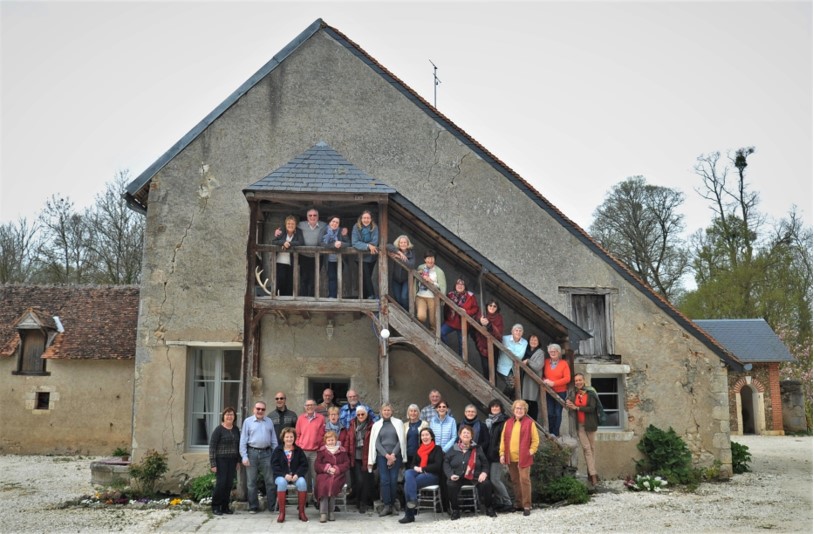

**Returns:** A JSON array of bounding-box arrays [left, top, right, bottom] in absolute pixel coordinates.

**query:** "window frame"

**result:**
[[589, 374, 625, 430], [185, 347, 243, 451], [13, 328, 50, 376], [560, 287, 617, 356]]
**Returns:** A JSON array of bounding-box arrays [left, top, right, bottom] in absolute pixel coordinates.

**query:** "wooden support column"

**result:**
[[377, 202, 390, 404]]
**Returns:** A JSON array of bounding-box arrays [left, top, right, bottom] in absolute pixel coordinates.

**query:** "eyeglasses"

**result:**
[[307, 213, 318, 218], [254, 407, 266, 411], [275, 397, 286, 400]]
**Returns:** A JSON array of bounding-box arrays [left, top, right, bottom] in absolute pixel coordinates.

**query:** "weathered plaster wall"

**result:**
[[0, 359, 133, 455], [132, 28, 732, 481]]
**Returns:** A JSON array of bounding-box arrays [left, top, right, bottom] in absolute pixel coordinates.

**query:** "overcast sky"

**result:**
[[2, 1, 811, 241]]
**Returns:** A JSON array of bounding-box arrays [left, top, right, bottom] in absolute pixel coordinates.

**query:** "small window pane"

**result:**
[[592, 375, 623, 429]]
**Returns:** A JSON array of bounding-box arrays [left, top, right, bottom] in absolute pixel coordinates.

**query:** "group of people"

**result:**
[[271, 208, 379, 299], [208, 385, 603, 523]]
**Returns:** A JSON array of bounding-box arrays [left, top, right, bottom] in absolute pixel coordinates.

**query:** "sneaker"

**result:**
[[379, 505, 393, 517], [248, 509, 258, 514]]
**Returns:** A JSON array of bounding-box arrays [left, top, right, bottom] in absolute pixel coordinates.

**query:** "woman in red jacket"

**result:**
[[543, 343, 571, 437], [472, 299, 504, 379], [440, 277, 479, 357], [314, 431, 350, 522]]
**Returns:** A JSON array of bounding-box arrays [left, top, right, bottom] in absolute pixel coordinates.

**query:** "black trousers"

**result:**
[[525, 400, 539, 422], [350, 462, 374, 506], [212, 457, 237, 510], [276, 263, 293, 296], [447, 478, 493, 510], [299, 256, 316, 296]]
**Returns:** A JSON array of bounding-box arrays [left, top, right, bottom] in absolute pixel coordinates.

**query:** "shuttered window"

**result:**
[[571, 294, 609, 356], [18, 330, 47, 375]]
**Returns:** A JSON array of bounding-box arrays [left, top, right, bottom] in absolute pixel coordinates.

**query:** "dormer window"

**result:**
[[16, 328, 47, 375]]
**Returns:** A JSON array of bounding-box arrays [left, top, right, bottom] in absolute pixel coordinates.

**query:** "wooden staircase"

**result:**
[[386, 300, 516, 415]]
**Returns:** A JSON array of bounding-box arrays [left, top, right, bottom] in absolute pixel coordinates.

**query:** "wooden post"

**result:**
[[378, 203, 389, 302]]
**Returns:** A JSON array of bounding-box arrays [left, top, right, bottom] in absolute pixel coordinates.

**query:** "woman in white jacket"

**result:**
[[368, 403, 406, 517]]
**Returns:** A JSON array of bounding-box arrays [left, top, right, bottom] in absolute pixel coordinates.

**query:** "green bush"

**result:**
[[129, 449, 168, 495], [635, 425, 693, 486], [731, 441, 752, 474], [185, 472, 216, 502], [530, 439, 576, 503], [540, 476, 590, 504], [112, 447, 129, 457]]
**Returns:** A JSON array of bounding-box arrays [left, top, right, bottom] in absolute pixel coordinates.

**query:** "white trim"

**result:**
[[166, 341, 243, 347]]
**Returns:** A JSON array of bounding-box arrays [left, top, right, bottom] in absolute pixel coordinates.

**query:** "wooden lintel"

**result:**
[[254, 298, 380, 313]]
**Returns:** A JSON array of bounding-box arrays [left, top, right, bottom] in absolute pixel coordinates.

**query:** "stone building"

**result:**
[[695, 319, 795, 436], [123, 19, 744, 487], [0, 285, 138, 454]]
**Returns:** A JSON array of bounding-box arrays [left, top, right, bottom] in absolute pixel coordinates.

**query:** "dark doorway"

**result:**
[[308, 378, 350, 406], [741, 386, 755, 434]]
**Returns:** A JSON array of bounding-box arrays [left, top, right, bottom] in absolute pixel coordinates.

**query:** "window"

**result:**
[[308, 378, 350, 406], [187, 348, 242, 449], [560, 287, 616, 356], [15, 329, 48, 375], [591, 375, 624, 429], [35, 392, 51, 410]]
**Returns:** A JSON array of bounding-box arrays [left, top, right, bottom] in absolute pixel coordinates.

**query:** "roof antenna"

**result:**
[[429, 59, 441, 108]]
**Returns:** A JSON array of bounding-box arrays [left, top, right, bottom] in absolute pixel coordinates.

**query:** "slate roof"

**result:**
[[0, 285, 139, 360], [122, 19, 743, 370], [244, 141, 396, 195], [694, 319, 795, 363]]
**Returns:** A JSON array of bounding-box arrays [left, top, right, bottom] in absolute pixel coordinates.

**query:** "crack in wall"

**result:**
[[426, 130, 442, 183], [450, 152, 468, 185]]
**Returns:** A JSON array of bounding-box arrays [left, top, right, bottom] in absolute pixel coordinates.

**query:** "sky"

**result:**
[[1, 1, 812, 243]]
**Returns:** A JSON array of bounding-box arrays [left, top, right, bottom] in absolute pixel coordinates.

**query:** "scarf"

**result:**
[[450, 290, 468, 307], [417, 441, 435, 468], [326, 443, 340, 455], [575, 389, 588, 425], [326, 420, 343, 436], [459, 442, 477, 480], [359, 225, 374, 243], [549, 358, 560, 369]]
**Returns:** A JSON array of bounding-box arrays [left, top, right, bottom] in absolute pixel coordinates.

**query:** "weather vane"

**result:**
[[429, 59, 441, 108]]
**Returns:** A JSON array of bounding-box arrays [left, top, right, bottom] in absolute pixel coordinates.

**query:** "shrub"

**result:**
[[540, 476, 589, 504], [185, 472, 216, 502], [624, 474, 668, 492], [731, 441, 752, 474], [129, 449, 168, 495], [530, 439, 575, 502], [112, 447, 129, 458], [635, 425, 693, 486]]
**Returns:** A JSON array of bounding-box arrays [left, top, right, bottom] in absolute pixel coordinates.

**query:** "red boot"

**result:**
[[276, 491, 287, 523], [297, 491, 309, 522]]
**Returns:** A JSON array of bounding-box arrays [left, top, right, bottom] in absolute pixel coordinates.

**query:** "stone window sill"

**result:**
[[596, 430, 635, 442]]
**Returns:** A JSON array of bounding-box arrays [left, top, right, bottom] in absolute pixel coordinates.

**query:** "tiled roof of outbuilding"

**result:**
[[245, 141, 395, 195], [694, 319, 795, 363], [0, 285, 139, 360]]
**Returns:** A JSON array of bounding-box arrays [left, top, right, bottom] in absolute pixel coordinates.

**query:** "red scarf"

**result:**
[[575, 390, 588, 425], [417, 441, 435, 468], [460, 442, 477, 480]]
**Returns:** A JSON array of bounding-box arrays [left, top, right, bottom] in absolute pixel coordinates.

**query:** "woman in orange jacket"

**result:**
[[542, 343, 571, 437]]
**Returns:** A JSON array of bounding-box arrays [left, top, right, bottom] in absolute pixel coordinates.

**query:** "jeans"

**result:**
[[489, 462, 511, 507], [246, 448, 274, 511], [327, 261, 339, 298], [440, 323, 464, 356], [392, 279, 409, 309], [361, 260, 377, 298], [547, 391, 567, 436], [275, 476, 307, 492], [376, 454, 402, 506], [403, 469, 439, 503]]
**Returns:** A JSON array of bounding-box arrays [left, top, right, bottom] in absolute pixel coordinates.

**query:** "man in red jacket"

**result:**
[[295, 399, 325, 503]]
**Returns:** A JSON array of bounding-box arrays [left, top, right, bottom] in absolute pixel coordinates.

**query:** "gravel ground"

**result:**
[[0, 434, 810, 533]]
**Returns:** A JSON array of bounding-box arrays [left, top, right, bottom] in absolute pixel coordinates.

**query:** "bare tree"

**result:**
[[590, 176, 689, 301], [36, 195, 97, 283], [86, 170, 145, 284], [0, 217, 40, 283]]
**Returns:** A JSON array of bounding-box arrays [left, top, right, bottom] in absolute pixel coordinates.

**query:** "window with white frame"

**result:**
[[187, 348, 242, 449], [591, 374, 624, 429]]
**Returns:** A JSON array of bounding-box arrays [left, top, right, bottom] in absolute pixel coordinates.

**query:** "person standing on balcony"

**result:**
[[543, 343, 571, 437], [497, 324, 528, 396], [415, 250, 447, 332], [440, 277, 479, 357], [321, 216, 349, 298], [473, 299, 505, 380], [385, 234, 416, 309], [351, 210, 380, 299], [270, 215, 304, 296], [297, 208, 325, 297]]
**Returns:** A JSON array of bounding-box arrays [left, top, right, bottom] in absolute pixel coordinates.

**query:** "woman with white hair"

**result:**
[[497, 324, 528, 395], [543, 343, 571, 437]]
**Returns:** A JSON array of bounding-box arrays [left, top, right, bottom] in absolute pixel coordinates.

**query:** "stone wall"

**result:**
[[781, 380, 809, 432], [130, 27, 734, 482], [0, 359, 133, 455]]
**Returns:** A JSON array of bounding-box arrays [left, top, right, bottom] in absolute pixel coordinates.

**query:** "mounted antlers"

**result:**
[[255, 266, 273, 296]]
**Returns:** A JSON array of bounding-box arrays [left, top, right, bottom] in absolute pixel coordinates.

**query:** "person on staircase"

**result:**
[[415, 249, 446, 332], [472, 299, 505, 380], [386, 234, 416, 309], [440, 277, 479, 357]]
